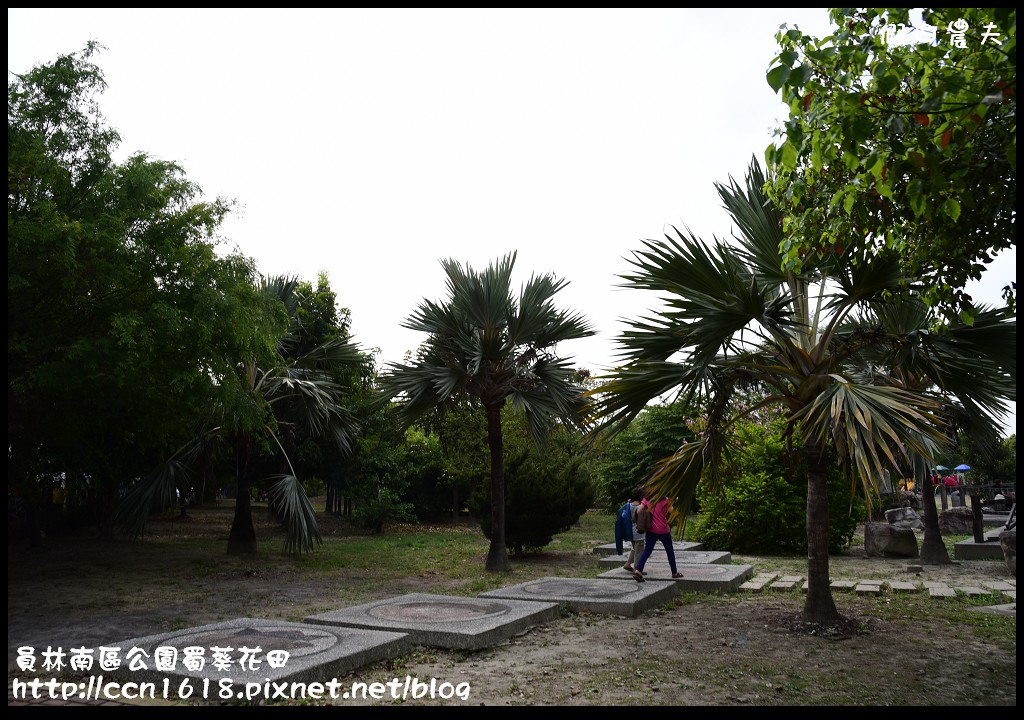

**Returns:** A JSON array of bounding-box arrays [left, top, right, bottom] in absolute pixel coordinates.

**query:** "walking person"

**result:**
[[622, 488, 646, 574], [633, 495, 683, 582]]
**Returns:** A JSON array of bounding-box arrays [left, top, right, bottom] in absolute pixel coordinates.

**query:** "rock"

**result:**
[[864, 522, 919, 558], [885, 507, 923, 530], [898, 491, 920, 510], [938, 507, 974, 534], [999, 529, 1015, 577]]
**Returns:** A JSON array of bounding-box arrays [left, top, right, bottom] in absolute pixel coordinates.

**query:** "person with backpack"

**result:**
[[633, 495, 683, 582], [621, 488, 646, 574]]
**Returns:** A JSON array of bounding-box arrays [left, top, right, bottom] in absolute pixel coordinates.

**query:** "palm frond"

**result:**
[[797, 379, 945, 492], [266, 474, 322, 554], [114, 459, 190, 540]]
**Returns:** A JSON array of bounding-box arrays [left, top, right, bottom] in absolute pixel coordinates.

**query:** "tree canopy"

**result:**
[[8, 42, 270, 538], [765, 8, 1016, 325]]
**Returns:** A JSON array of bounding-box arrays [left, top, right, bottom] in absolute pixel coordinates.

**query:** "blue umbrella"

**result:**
[[954, 464, 971, 471]]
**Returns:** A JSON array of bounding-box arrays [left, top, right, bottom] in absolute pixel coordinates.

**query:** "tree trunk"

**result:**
[[802, 440, 843, 625], [484, 401, 510, 572], [228, 434, 258, 554], [918, 457, 951, 564], [452, 484, 460, 525]]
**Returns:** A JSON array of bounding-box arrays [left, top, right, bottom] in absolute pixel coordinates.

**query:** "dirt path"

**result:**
[[7, 514, 1016, 706]]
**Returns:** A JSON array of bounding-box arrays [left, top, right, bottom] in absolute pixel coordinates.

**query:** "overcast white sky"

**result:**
[[8, 8, 1015, 434]]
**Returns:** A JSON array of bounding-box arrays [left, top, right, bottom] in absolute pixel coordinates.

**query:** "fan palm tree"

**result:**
[[379, 253, 593, 572], [847, 296, 1015, 563], [589, 159, 1015, 626], [117, 275, 362, 554]]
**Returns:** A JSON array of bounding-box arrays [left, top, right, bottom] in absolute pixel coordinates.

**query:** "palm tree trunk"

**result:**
[[228, 433, 258, 554], [484, 401, 511, 572], [917, 456, 951, 564], [802, 440, 843, 625]]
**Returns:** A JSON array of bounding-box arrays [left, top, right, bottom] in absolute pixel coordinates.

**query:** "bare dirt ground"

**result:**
[[7, 505, 1016, 707]]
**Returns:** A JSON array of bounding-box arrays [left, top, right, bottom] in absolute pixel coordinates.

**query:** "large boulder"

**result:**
[[885, 506, 923, 530], [999, 530, 1016, 577], [938, 506, 974, 535], [864, 522, 919, 558]]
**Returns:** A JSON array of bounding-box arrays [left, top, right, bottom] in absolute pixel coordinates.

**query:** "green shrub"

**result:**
[[353, 486, 416, 534], [470, 427, 595, 555], [692, 421, 864, 554]]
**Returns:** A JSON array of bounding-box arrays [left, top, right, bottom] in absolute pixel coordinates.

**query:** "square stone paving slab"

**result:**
[[955, 586, 991, 596], [104, 617, 411, 688], [597, 550, 731, 568], [597, 564, 753, 593], [305, 593, 558, 651], [591, 541, 702, 556], [479, 577, 678, 617]]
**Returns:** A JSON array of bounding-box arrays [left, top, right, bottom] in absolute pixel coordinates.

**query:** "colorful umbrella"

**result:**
[[954, 464, 971, 471], [933, 465, 950, 472]]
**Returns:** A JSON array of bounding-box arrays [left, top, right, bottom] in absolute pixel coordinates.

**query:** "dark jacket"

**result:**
[[614, 501, 634, 555]]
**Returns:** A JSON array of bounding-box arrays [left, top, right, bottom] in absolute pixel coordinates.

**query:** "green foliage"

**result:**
[[469, 411, 595, 555], [766, 8, 1016, 323], [7, 42, 271, 538], [352, 486, 417, 534], [692, 421, 864, 554], [593, 401, 698, 511]]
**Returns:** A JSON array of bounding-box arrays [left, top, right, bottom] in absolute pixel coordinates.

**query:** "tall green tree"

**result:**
[[589, 160, 1013, 626], [765, 8, 1016, 324], [380, 253, 593, 571], [8, 42, 261, 540]]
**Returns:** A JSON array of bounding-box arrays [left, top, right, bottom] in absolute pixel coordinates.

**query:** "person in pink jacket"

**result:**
[[633, 495, 683, 582]]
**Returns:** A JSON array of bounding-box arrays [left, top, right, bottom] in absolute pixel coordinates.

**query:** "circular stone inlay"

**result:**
[[368, 600, 509, 622], [524, 580, 636, 598], [165, 625, 338, 657]]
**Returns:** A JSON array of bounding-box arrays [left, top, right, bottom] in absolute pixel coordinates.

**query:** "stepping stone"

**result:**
[[479, 577, 678, 617], [305, 593, 558, 651], [887, 581, 919, 592], [597, 550, 731, 568], [928, 586, 956, 598], [740, 574, 778, 592], [855, 584, 881, 595], [955, 586, 991, 597], [779, 575, 804, 583], [596, 564, 753, 593], [590, 541, 703, 556], [856, 579, 883, 586], [982, 581, 1015, 592], [830, 580, 857, 591], [1004, 591, 1016, 600], [103, 617, 411, 689], [770, 580, 799, 592], [922, 581, 949, 589]]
